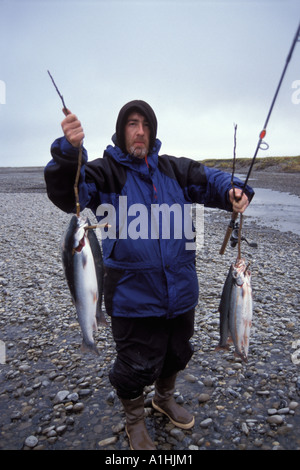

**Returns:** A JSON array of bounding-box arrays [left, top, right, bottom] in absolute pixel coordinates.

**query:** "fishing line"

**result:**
[[220, 21, 300, 255], [241, 21, 300, 192]]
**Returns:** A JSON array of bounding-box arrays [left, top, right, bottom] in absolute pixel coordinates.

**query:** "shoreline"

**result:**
[[1, 165, 299, 195]]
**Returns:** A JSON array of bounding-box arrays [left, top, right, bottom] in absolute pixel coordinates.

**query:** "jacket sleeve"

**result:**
[[200, 164, 254, 211], [159, 155, 254, 211], [44, 137, 99, 213]]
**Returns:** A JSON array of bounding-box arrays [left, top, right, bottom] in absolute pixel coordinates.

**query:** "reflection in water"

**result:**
[[245, 188, 300, 236]]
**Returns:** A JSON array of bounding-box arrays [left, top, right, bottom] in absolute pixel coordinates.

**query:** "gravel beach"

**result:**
[[0, 167, 299, 451]]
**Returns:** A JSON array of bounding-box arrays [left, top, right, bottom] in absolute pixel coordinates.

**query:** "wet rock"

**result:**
[[170, 428, 185, 442], [53, 390, 70, 404], [67, 392, 79, 402], [78, 389, 92, 397], [267, 415, 284, 425], [11, 411, 22, 421], [56, 425, 67, 435], [98, 436, 118, 447], [106, 391, 116, 404], [73, 402, 84, 412], [198, 393, 211, 403], [24, 435, 38, 448], [199, 418, 213, 428]]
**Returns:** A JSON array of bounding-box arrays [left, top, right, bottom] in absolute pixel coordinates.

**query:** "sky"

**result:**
[[0, 0, 300, 167]]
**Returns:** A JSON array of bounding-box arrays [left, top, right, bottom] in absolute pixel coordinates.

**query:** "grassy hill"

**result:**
[[200, 155, 300, 173]]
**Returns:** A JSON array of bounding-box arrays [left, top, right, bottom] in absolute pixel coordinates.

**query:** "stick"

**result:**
[[237, 213, 243, 260], [74, 147, 82, 217], [47, 70, 82, 216], [85, 223, 111, 230], [219, 124, 239, 255], [47, 70, 68, 112]]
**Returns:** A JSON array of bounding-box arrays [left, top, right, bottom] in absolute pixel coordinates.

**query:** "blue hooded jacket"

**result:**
[[45, 135, 254, 319]]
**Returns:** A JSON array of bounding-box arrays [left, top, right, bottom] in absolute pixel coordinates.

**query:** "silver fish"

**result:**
[[61, 215, 107, 354], [217, 257, 253, 362]]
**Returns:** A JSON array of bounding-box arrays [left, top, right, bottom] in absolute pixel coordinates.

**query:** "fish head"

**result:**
[[232, 257, 247, 286], [73, 216, 89, 253]]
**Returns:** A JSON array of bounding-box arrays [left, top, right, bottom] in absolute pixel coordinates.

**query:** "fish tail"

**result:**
[[80, 340, 99, 356], [215, 343, 230, 352], [96, 306, 108, 327], [234, 350, 248, 362]]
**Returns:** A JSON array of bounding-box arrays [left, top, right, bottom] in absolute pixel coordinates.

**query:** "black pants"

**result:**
[[109, 309, 195, 399]]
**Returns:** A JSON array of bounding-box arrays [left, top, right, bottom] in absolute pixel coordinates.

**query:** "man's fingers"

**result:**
[[229, 188, 249, 213], [64, 128, 84, 147], [61, 112, 84, 148], [62, 112, 80, 126], [233, 194, 249, 213]]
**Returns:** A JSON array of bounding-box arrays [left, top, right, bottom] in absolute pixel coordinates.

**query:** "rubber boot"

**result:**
[[120, 395, 156, 450], [152, 374, 195, 429]]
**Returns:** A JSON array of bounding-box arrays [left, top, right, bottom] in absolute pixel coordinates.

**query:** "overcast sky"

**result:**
[[0, 0, 300, 167]]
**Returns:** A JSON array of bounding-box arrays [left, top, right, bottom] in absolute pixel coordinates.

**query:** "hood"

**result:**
[[114, 100, 158, 154]]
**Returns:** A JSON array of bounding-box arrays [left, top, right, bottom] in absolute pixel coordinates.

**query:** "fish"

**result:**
[[217, 257, 253, 362], [61, 215, 107, 355]]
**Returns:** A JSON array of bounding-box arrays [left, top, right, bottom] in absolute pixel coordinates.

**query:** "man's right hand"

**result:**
[[61, 109, 85, 148]]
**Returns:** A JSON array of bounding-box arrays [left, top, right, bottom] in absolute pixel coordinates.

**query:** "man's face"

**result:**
[[124, 112, 150, 158]]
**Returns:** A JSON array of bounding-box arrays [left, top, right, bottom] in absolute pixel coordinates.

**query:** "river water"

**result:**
[[244, 187, 300, 236]]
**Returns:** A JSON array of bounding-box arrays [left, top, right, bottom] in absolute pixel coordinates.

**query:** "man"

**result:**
[[45, 100, 253, 450]]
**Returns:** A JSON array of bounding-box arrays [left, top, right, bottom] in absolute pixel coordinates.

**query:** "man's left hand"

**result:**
[[229, 188, 249, 213]]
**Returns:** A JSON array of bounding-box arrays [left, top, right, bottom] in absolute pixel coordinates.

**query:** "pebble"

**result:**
[[53, 390, 70, 404], [198, 393, 211, 403], [0, 178, 300, 451], [199, 418, 213, 428], [24, 435, 38, 448], [241, 422, 249, 435], [170, 428, 185, 441], [73, 402, 85, 412], [267, 415, 284, 425], [98, 436, 118, 447], [184, 373, 197, 383]]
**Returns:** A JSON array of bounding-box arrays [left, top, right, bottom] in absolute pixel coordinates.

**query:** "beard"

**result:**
[[129, 145, 148, 159]]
